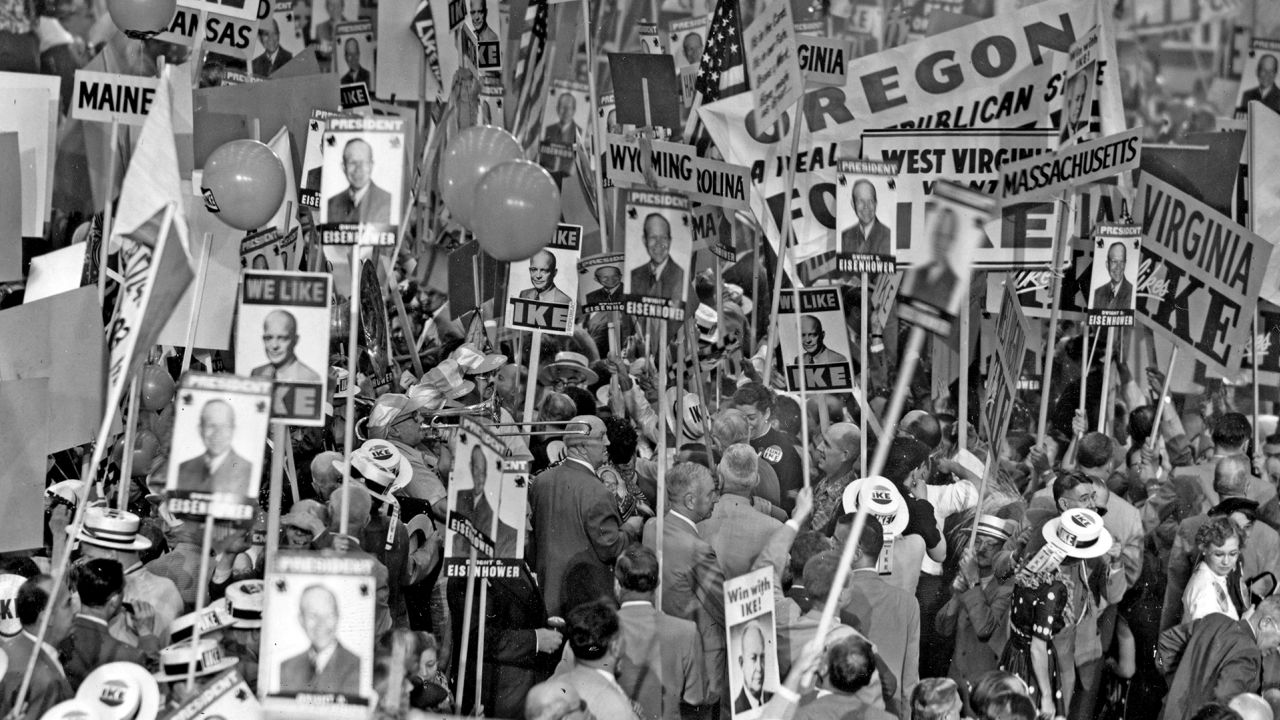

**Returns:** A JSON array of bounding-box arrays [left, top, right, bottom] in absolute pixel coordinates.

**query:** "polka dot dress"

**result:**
[[1000, 578, 1068, 717]]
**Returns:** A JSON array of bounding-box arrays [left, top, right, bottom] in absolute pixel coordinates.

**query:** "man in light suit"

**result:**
[[531, 416, 642, 616], [250, 310, 322, 382], [326, 138, 393, 225], [278, 584, 363, 696], [251, 18, 293, 77], [698, 444, 784, 578], [839, 516, 920, 708], [642, 462, 727, 707], [839, 179, 891, 256], [175, 400, 254, 496], [1092, 241, 1133, 310], [517, 250, 571, 304], [798, 315, 849, 366], [630, 213, 685, 301]]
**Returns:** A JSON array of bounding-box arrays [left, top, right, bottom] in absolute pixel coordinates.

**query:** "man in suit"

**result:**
[[340, 38, 370, 86], [630, 213, 685, 301], [251, 18, 293, 77], [517, 250, 571, 304], [531, 415, 641, 616], [175, 400, 255, 496], [839, 516, 920, 708], [278, 584, 363, 696], [935, 515, 1014, 690], [1092, 241, 1133, 310], [904, 206, 960, 315], [584, 265, 623, 306], [453, 444, 520, 558], [60, 559, 158, 689], [1239, 54, 1280, 116], [698, 444, 784, 578], [469, 0, 499, 43], [609, 546, 707, 720], [0, 575, 76, 718], [251, 310, 322, 382], [552, 601, 641, 719], [840, 179, 891, 256], [642, 462, 727, 707], [798, 315, 849, 366], [542, 92, 578, 146], [733, 621, 773, 712], [326, 138, 394, 225]]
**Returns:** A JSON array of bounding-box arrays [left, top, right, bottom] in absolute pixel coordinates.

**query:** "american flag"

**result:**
[[512, 0, 553, 150], [694, 0, 748, 103]]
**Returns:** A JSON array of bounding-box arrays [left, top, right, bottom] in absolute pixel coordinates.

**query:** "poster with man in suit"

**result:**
[[318, 116, 406, 245], [444, 418, 528, 575], [236, 270, 332, 425], [505, 224, 581, 336], [1086, 226, 1140, 327], [834, 159, 899, 274], [621, 189, 693, 322], [898, 181, 994, 338], [578, 253, 626, 313], [725, 567, 779, 720], [261, 552, 375, 716], [335, 22, 375, 89], [776, 287, 856, 393], [164, 372, 273, 521], [1236, 47, 1280, 117]]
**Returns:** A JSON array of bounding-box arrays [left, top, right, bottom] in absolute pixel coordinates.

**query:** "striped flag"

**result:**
[[686, 0, 748, 151], [512, 0, 552, 150]]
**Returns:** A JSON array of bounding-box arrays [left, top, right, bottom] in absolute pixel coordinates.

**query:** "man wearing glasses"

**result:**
[[326, 138, 393, 225], [630, 213, 685, 300]]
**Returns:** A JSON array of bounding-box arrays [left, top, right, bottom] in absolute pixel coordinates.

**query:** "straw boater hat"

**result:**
[[224, 580, 264, 629], [347, 439, 413, 495], [449, 343, 507, 375], [974, 515, 1018, 544], [76, 661, 161, 720], [416, 359, 475, 399], [153, 639, 238, 682], [38, 699, 103, 720], [840, 476, 910, 537], [69, 507, 152, 552], [695, 304, 719, 344], [45, 480, 85, 511], [0, 575, 25, 638], [168, 604, 233, 644], [1042, 507, 1113, 560], [537, 351, 598, 387]]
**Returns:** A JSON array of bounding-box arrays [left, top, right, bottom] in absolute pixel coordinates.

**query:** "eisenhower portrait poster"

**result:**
[[724, 567, 779, 720], [1086, 224, 1140, 327], [317, 116, 406, 246], [834, 159, 900, 274], [444, 417, 527, 578], [504, 223, 582, 336], [776, 287, 856, 394], [164, 372, 273, 521], [620, 188, 693, 322], [236, 270, 332, 425]]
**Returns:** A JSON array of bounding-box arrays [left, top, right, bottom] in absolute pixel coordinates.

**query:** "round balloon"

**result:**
[[471, 160, 561, 262], [131, 430, 160, 477], [139, 364, 175, 411], [106, 0, 176, 38], [438, 126, 522, 229], [203, 140, 287, 231]]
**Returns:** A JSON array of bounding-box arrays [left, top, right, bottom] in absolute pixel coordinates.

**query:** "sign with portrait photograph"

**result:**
[[236, 270, 332, 425], [299, 109, 347, 209], [833, 159, 899, 274], [620, 188, 693, 321], [898, 181, 994, 337], [444, 418, 525, 579], [164, 372, 273, 521], [504, 224, 581, 335], [669, 15, 709, 72], [260, 552, 375, 717], [578, 252, 626, 313], [167, 669, 261, 720], [776, 287, 855, 393], [724, 567, 779, 720], [1086, 225, 1139, 327], [317, 116, 406, 246], [538, 78, 589, 185], [1060, 25, 1099, 147], [334, 21, 375, 91], [1235, 41, 1280, 118]]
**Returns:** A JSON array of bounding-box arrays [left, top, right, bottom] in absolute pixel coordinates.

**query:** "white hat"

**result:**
[[70, 507, 152, 552], [537, 351, 598, 387], [153, 639, 238, 682], [38, 699, 103, 720], [168, 604, 233, 644], [76, 661, 160, 720], [695, 304, 719, 344], [45, 480, 85, 510], [841, 476, 909, 537], [1043, 508, 1112, 559], [0, 575, 24, 638], [224, 580, 264, 629], [337, 439, 412, 495]]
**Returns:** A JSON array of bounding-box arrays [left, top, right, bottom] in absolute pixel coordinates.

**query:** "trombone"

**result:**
[[418, 396, 590, 437]]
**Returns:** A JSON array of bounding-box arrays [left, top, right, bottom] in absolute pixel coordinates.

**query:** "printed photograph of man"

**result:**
[[339, 38, 370, 86], [839, 179, 891, 256], [1092, 241, 1134, 310], [681, 32, 704, 68], [251, 310, 322, 382], [906, 206, 960, 314], [584, 266, 623, 305], [1239, 53, 1280, 115], [734, 621, 772, 712], [252, 18, 293, 77], [175, 400, 254, 496], [469, 0, 498, 43], [798, 316, 849, 365], [326, 138, 392, 225], [1060, 64, 1093, 142], [543, 93, 579, 146], [517, 250, 572, 304], [278, 584, 363, 696], [630, 213, 685, 300], [451, 445, 519, 558]]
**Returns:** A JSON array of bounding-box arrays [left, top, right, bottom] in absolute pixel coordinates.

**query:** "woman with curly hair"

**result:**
[[1181, 515, 1247, 623]]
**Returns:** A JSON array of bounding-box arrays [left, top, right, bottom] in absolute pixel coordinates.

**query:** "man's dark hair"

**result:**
[[855, 515, 884, 561], [1004, 431, 1035, 463], [0, 556, 40, 578], [565, 599, 618, 661], [984, 692, 1037, 720], [732, 383, 775, 414], [75, 559, 124, 608], [1052, 470, 1094, 505], [826, 634, 876, 693], [562, 386, 597, 417], [1212, 413, 1252, 450], [16, 574, 52, 626], [802, 552, 841, 598], [1128, 406, 1155, 445], [615, 546, 658, 594], [1077, 432, 1115, 470], [774, 395, 801, 436], [882, 436, 931, 485], [1188, 703, 1243, 720], [789, 532, 832, 580], [902, 412, 942, 450], [603, 417, 638, 465]]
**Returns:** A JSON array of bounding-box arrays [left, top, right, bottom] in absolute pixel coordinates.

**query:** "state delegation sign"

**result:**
[[604, 134, 751, 212], [71, 71, 159, 126]]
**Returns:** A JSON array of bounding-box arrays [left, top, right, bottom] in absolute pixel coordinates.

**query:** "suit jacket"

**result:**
[[630, 261, 686, 302], [326, 182, 393, 225], [905, 261, 958, 316], [279, 641, 362, 696], [793, 690, 898, 720], [801, 347, 849, 366], [1092, 277, 1133, 310], [530, 458, 630, 616], [517, 285, 572, 304], [0, 632, 73, 719], [936, 578, 1012, 687], [643, 512, 727, 702], [555, 665, 641, 719], [615, 601, 707, 719], [735, 687, 773, 712], [1159, 614, 1280, 720], [175, 449, 254, 496], [584, 286, 624, 306], [61, 614, 150, 690], [697, 494, 783, 579], [340, 67, 371, 86], [840, 568, 919, 705], [1239, 85, 1280, 115], [839, 219, 891, 256], [251, 48, 293, 76]]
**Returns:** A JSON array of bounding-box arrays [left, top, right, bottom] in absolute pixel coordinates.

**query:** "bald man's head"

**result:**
[[524, 678, 582, 720], [309, 451, 343, 500], [199, 400, 236, 457], [1215, 454, 1253, 499], [528, 250, 558, 292], [263, 309, 300, 367]]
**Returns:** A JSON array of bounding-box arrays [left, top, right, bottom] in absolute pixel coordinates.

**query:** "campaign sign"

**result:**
[[1086, 225, 1140, 327], [776, 288, 855, 393], [178, 0, 262, 22], [725, 567, 780, 720], [832, 159, 900, 275], [505, 224, 582, 336], [444, 418, 526, 580], [317, 116, 406, 246], [604, 134, 751, 212], [236, 271, 332, 425], [578, 253, 626, 313], [999, 127, 1142, 205], [620, 189, 694, 322], [71, 71, 159, 126], [166, 669, 261, 720]]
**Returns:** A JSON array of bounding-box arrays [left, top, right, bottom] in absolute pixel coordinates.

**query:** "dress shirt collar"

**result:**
[[563, 456, 596, 473], [670, 510, 699, 533]]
